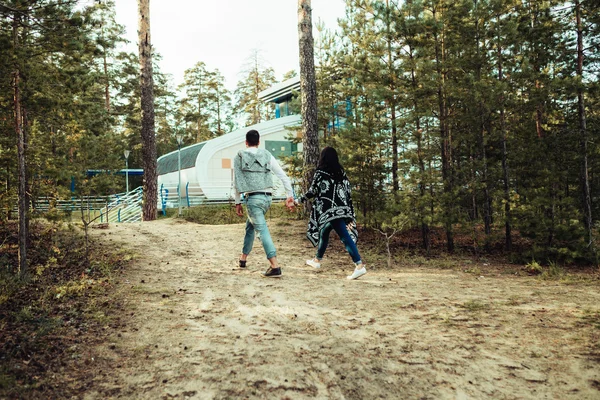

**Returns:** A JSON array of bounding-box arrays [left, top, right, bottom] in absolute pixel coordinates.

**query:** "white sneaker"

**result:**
[[306, 259, 321, 269], [347, 266, 367, 280]]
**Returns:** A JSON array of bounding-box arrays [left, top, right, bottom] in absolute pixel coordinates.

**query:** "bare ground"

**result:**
[[85, 218, 600, 399]]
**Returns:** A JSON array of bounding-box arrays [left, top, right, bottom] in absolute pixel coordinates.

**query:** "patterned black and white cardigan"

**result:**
[[300, 169, 358, 246]]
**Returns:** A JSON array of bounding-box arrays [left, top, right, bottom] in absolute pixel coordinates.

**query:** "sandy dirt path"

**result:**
[[85, 218, 600, 399]]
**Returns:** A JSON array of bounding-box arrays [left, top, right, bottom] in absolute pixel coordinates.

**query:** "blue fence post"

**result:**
[[159, 184, 164, 215], [186, 182, 190, 208], [118, 209, 121, 222], [100, 210, 103, 223], [162, 188, 168, 216]]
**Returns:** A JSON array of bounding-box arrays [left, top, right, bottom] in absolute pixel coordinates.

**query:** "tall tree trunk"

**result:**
[[13, 14, 27, 277], [497, 16, 512, 252], [138, 0, 157, 220], [254, 56, 261, 124], [4, 161, 9, 220], [100, 11, 111, 112], [575, 0, 593, 248], [410, 44, 430, 253], [474, 3, 491, 237], [216, 87, 222, 135], [529, 2, 544, 139], [416, 124, 430, 255], [385, 0, 398, 192], [298, 0, 320, 200], [103, 51, 110, 111], [197, 73, 203, 141], [389, 103, 398, 191], [479, 106, 491, 238], [432, 5, 454, 252]]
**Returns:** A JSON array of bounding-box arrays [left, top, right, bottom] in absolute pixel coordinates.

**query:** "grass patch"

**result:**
[[460, 300, 490, 312], [0, 220, 132, 399], [463, 266, 482, 275], [504, 296, 526, 306], [580, 309, 600, 330], [540, 261, 565, 280], [180, 201, 300, 225], [0, 370, 16, 391]]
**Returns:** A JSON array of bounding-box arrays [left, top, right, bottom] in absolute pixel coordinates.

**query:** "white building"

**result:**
[[157, 77, 302, 206]]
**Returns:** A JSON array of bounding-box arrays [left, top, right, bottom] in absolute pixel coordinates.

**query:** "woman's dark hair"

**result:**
[[317, 147, 345, 181]]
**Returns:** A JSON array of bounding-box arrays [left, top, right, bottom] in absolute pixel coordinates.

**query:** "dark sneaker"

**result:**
[[239, 260, 247, 269], [262, 267, 282, 278]]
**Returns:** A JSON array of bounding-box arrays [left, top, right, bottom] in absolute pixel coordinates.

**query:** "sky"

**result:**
[[113, 0, 346, 90]]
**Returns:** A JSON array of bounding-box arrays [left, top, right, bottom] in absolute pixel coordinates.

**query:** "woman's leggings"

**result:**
[[316, 218, 362, 264]]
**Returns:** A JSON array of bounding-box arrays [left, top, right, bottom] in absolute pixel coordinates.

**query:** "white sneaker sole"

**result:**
[[347, 268, 366, 280], [306, 259, 321, 269]]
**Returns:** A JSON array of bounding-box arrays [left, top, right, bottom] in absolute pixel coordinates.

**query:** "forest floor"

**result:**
[[75, 217, 600, 399]]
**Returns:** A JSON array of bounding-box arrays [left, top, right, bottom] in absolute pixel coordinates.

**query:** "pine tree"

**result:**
[[234, 50, 277, 126], [574, 0, 593, 249], [178, 62, 212, 142], [178, 63, 233, 141], [0, 0, 130, 274], [138, 0, 158, 220], [298, 0, 320, 197]]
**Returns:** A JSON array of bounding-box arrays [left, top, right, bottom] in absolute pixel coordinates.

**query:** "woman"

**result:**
[[299, 147, 367, 280]]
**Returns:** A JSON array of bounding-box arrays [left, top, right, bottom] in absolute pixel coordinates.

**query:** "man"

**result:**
[[234, 129, 295, 278]]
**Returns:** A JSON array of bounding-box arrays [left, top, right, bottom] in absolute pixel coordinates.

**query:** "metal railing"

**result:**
[[30, 195, 117, 213], [25, 181, 296, 222], [99, 186, 143, 223], [159, 182, 212, 215]]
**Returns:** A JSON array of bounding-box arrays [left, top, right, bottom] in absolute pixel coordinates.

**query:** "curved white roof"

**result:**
[[196, 115, 301, 199]]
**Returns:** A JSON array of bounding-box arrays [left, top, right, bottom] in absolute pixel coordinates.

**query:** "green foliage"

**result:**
[[233, 50, 277, 126], [525, 260, 543, 275], [177, 62, 234, 142], [305, 0, 600, 264], [0, 219, 130, 398], [182, 202, 299, 225], [460, 300, 490, 312], [540, 261, 565, 280], [2, 0, 600, 267]]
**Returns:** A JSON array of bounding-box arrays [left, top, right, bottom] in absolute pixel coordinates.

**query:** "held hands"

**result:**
[[237, 197, 296, 215], [285, 196, 296, 211], [235, 203, 244, 217]]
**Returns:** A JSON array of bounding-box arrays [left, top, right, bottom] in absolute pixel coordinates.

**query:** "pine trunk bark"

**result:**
[[386, 0, 398, 192], [497, 18, 512, 252], [474, 11, 491, 237], [103, 51, 110, 112], [433, 6, 454, 252], [4, 162, 9, 220], [575, 0, 593, 248], [390, 104, 398, 192], [13, 15, 28, 277], [410, 46, 430, 253], [138, 0, 157, 220], [416, 123, 430, 255], [530, 4, 544, 139], [298, 0, 320, 200]]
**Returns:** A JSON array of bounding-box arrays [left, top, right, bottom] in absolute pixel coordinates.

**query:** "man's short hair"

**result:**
[[246, 130, 260, 146]]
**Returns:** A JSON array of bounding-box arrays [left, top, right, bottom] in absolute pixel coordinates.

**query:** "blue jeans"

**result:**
[[242, 194, 276, 259], [316, 218, 362, 264]]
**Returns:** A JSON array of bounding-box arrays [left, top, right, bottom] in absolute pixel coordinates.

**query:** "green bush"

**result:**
[[181, 201, 300, 225]]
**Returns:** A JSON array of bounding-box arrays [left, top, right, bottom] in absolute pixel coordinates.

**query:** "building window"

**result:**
[[265, 140, 297, 159], [222, 158, 231, 169]]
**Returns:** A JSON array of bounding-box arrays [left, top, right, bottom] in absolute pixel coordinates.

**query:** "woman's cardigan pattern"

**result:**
[[301, 169, 358, 246]]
